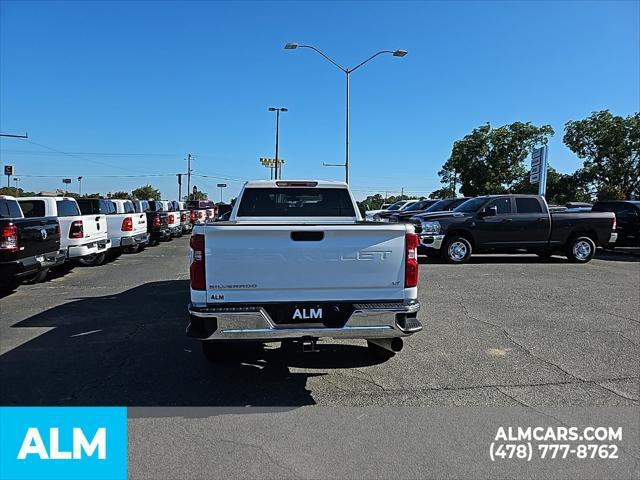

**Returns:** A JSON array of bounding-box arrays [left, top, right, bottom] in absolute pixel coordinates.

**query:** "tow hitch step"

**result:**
[[302, 338, 319, 353]]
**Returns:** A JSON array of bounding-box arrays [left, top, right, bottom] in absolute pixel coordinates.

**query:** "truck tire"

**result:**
[[366, 341, 395, 361], [443, 236, 472, 264], [22, 268, 49, 285], [565, 236, 596, 263], [77, 252, 106, 267]]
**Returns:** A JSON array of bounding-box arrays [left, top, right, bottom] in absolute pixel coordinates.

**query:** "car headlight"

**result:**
[[420, 221, 441, 234]]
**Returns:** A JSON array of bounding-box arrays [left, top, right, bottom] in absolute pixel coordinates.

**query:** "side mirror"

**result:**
[[480, 206, 498, 218]]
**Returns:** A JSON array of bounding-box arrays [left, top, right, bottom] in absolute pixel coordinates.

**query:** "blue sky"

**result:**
[[1, 0, 638, 201]]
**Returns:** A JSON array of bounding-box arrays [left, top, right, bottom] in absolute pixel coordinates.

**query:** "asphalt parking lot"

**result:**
[[1, 237, 638, 408]]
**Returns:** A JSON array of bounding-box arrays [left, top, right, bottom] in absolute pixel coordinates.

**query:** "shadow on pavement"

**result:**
[[0, 280, 384, 407]]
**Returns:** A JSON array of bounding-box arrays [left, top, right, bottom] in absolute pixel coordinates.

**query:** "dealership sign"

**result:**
[[0, 407, 127, 480], [530, 146, 548, 196]]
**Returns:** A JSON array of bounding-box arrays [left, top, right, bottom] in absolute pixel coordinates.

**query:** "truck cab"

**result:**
[[19, 196, 111, 266]]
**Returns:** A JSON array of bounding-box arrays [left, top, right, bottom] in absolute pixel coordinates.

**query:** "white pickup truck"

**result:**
[[109, 199, 150, 252], [18, 196, 111, 266], [187, 180, 423, 361], [160, 200, 182, 238]]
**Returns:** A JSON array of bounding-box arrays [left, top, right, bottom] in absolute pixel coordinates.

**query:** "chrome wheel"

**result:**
[[448, 241, 468, 261], [573, 240, 592, 261]]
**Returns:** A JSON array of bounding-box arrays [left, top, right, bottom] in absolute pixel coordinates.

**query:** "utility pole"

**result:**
[[177, 173, 182, 201], [401, 187, 404, 199], [13, 177, 20, 191], [77, 177, 83, 196], [268, 108, 287, 180], [186, 154, 192, 201]]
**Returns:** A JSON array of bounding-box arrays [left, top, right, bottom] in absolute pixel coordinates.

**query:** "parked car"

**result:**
[[132, 200, 171, 245], [412, 194, 617, 263], [19, 196, 111, 266], [364, 200, 407, 220], [0, 195, 64, 290], [372, 200, 421, 222], [159, 200, 182, 237], [400, 197, 471, 223], [187, 180, 423, 362], [377, 199, 440, 222], [592, 200, 640, 247], [77, 199, 149, 254]]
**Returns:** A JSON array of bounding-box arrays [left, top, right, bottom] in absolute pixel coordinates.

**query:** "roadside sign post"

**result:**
[[62, 178, 72, 195], [259, 157, 285, 180], [530, 146, 548, 197], [217, 183, 227, 203], [4, 165, 13, 188]]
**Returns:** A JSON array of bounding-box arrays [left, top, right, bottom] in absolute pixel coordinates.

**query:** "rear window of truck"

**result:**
[[56, 200, 81, 217], [0, 199, 23, 218], [237, 188, 356, 217], [19, 200, 46, 218]]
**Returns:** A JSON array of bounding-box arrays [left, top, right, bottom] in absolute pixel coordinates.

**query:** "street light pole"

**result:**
[[284, 43, 407, 184], [268, 107, 287, 180], [77, 176, 83, 196]]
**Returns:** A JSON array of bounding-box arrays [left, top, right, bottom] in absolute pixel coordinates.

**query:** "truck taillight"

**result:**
[[121, 217, 133, 232], [0, 225, 19, 252], [153, 216, 161, 228], [190, 234, 206, 291], [405, 233, 419, 288], [612, 215, 617, 231], [168, 214, 175, 224], [198, 211, 203, 219], [181, 213, 187, 222], [190, 211, 196, 222], [69, 220, 84, 239]]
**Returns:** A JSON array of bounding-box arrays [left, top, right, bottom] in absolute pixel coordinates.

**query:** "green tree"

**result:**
[[132, 185, 161, 200], [510, 167, 592, 205], [111, 191, 131, 199], [440, 122, 555, 197], [429, 187, 455, 199], [0, 187, 37, 197], [563, 110, 640, 199], [186, 191, 208, 201]]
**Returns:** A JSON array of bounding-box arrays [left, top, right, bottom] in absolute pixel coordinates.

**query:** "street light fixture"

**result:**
[[268, 107, 287, 180], [285, 43, 407, 184]]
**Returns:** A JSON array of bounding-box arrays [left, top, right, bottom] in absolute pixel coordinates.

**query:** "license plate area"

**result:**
[[266, 303, 354, 328]]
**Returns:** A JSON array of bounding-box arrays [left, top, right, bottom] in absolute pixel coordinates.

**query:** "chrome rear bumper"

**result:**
[[187, 302, 422, 341]]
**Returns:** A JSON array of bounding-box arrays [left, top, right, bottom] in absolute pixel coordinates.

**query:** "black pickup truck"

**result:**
[[0, 195, 64, 291], [134, 200, 171, 245], [412, 194, 617, 263]]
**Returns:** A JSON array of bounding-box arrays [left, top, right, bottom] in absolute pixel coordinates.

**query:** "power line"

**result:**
[[21, 139, 154, 174]]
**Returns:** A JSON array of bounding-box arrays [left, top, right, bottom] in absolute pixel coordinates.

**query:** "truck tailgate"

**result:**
[[81, 214, 108, 241], [204, 224, 409, 303]]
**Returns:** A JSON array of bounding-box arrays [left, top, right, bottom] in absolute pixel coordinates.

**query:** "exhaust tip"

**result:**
[[390, 337, 404, 352]]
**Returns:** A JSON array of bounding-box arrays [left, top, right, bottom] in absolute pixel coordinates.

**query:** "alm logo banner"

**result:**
[[0, 407, 127, 480]]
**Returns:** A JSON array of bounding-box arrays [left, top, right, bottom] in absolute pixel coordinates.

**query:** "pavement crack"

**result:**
[[176, 423, 302, 478], [458, 301, 502, 328], [502, 330, 585, 383]]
